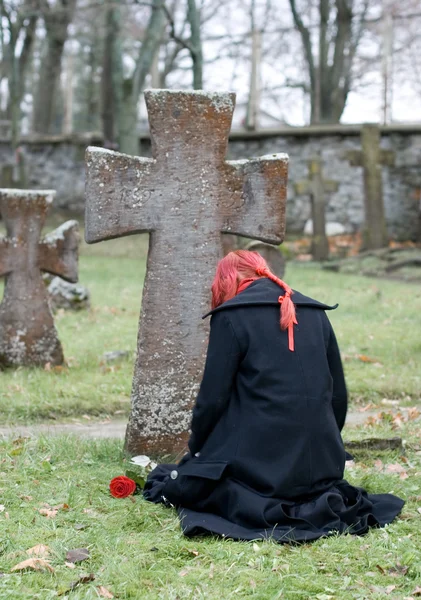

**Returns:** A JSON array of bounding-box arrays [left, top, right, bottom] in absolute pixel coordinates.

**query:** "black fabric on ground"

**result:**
[[143, 279, 404, 541]]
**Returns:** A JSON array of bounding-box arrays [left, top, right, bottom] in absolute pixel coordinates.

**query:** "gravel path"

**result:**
[[0, 410, 384, 440]]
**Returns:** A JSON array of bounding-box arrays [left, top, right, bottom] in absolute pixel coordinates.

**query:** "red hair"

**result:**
[[211, 250, 297, 348]]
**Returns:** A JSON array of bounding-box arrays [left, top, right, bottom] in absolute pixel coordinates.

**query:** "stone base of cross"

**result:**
[[0, 189, 79, 367], [85, 90, 288, 456]]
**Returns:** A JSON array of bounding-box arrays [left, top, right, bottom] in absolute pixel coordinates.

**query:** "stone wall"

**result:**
[[1, 124, 420, 240]]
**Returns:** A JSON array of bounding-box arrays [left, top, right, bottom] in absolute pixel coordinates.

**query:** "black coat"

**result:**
[[144, 278, 404, 542]]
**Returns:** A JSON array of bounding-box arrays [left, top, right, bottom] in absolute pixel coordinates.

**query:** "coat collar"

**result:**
[[203, 278, 338, 319]]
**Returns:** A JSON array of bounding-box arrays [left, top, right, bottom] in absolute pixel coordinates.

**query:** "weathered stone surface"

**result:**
[[347, 124, 395, 250], [0, 189, 79, 367], [1, 125, 420, 240], [85, 90, 288, 455], [102, 350, 130, 363], [47, 277, 90, 312], [245, 240, 285, 278], [295, 156, 338, 260]]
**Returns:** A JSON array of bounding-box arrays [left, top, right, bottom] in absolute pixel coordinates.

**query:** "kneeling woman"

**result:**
[[144, 250, 404, 542]]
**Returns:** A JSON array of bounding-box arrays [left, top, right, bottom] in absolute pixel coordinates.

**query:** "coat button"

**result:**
[[170, 470, 178, 480]]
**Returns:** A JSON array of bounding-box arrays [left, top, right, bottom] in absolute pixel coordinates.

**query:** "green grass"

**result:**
[[0, 235, 420, 424], [1, 423, 421, 599]]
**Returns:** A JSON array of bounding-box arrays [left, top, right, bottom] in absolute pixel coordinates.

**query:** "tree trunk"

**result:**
[[32, 0, 77, 134], [187, 0, 203, 89], [117, 0, 165, 155], [101, 1, 121, 144], [289, 0, 364, 124]]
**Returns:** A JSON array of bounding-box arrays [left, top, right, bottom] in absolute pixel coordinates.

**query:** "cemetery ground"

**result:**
[[0, 233, 420, 424], [1, 233, 421, 599]]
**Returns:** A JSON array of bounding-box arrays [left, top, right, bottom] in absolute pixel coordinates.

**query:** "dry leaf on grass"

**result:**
[[385, 463, 407, 474], [38, 508, 58, 518], [388, 563, 409, 577], [58, 573, 95, 596], [26, 544, 50, 558], [370, 585, 396, 595], [358, 355, 380, 364], [65, 562, 76, 569], [408, 408, 421, 420], [97, 586, 114, 598], [412, 587, 421, 596], [11, 558, 54, 573], [66, 548, 90, 563]]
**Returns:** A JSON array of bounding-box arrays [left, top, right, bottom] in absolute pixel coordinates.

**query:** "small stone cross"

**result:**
[[0, 189, 79, 367], [295, 156, 338, 261], [85, 89, 288, 456], [347, 124, 395, 250]]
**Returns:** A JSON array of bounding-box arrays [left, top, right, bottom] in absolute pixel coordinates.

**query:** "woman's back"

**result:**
[[195, 278, 346, 499], [144, 251, 404, 542]]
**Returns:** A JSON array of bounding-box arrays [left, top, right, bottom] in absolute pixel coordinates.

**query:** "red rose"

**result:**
[[109, 475, 137, 498]]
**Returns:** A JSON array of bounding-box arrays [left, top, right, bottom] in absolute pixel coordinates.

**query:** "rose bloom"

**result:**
[[109, 475, 137, 498]]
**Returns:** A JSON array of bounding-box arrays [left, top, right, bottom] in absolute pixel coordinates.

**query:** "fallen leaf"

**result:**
[[359, 403, 376, 412], [64, 561, 76, 569], [374, 459, 384, 470], [358, 355, 380, 363], [97, 586, 114, 598], [179, 569, 189, 577], [38, 508, 58, 518], [385, 463, 406, 474], [408, 408, 420, 420], [19, 495, 33, 502], [386, 585, 397, 594], [26, 544, 50, 558], [184, 548, 199, 556], [74, 523, 88, 530], [11, 558, 54, 573], [400, 472, 409, 480], [58, 573, 95, 596], [0, 505, 5, 512], [388, 563, 409, 576], [252, 542, 260, 552], [418, 508, 421, 515], [209, 563, 214, 579], [376, 564, 386, 574], [66, 548, 90, 563], [412, 587, 421, 596]]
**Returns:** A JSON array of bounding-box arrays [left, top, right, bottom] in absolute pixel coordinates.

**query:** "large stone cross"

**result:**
[[295, 155, 338, 261], [0, 189, 79, 367], [347, 124, 394, 250], [85, 90, 288, 456]]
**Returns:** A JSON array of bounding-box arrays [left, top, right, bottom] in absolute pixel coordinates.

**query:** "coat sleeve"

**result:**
[[188, 312, 242, 455], [326, 324, 348, 432]]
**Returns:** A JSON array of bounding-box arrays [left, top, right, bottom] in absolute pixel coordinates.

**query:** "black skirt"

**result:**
[[144, 462, 405, 543]]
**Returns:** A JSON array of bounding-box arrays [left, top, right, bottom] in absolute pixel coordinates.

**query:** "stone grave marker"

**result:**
[[347, 123, 394, 250], [295, 155, 338, 261], [85, 89, 288, 455], [0, 189, 79, 367], [245, 240, 285, 277]]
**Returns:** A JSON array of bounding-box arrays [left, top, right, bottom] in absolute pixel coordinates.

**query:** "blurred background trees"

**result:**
[[0, 0, 420, 154]]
